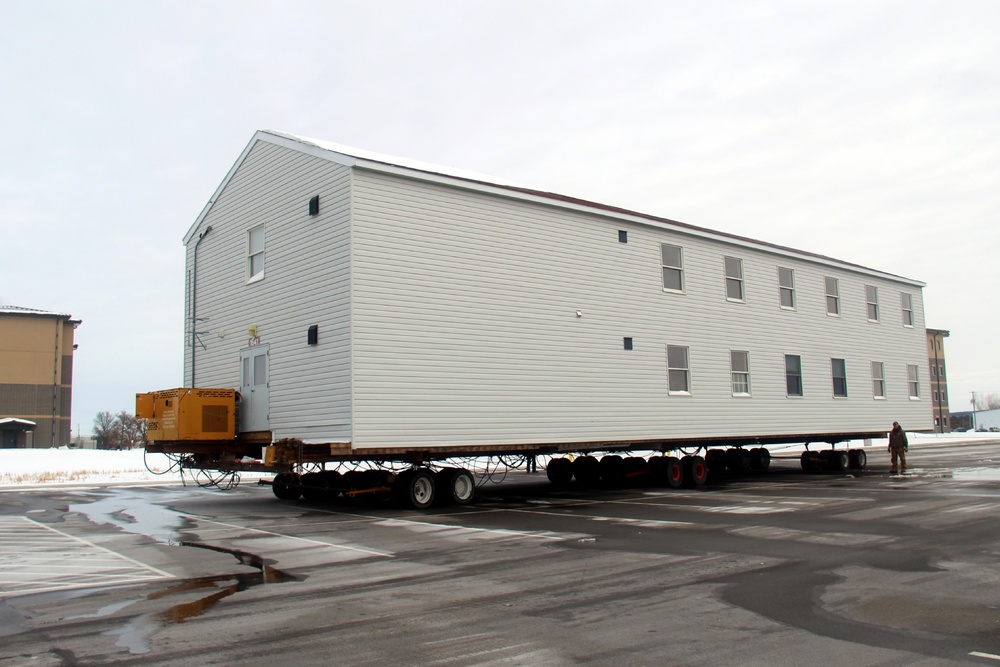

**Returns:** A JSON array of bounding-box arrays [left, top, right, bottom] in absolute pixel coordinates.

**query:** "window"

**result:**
[[785, 354, 803, 397], [623, 337, 633, 351], [831, 358, 848, 397], [666, 345, 690, 393], [938, 364, 945, 380], [618, 230, 628, 243], [661, 244, 684, 292], [901, 293, 914, 327], [866, 285, 879, 321], [871, 361, 885, 398], [934, 390, 940, 404], [778, 267, 795, 309], [931, 365, 937, 378], [941, 388, 947, 403], [247, 225, 265, 282], [825, 277, 840, 315], [907, 364, 920, 398], [724, 257, 744, 301], [731, 350, 750, 395]]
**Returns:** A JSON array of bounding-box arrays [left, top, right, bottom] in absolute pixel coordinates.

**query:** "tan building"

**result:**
[[926, 328, 950, 433], [0, 306, 81, 448]]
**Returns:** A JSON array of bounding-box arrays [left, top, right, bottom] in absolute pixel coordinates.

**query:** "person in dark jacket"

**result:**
[[888, 421, 908, 473]]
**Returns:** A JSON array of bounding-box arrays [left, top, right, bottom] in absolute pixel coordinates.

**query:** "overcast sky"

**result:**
[[2, 0, 998, 436]]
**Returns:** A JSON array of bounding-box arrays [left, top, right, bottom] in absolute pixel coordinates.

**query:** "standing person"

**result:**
[[888, 421, 908, 473]]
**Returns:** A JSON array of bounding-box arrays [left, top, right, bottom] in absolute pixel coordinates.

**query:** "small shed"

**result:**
[[0, 418, 36, 448]]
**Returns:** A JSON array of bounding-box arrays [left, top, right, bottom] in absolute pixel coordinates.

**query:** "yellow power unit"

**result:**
[[136, 388, 236, 441]]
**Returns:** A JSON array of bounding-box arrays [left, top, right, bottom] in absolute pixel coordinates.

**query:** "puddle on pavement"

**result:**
[[68, 488, 193, 545], [0, 600, 28, 638], [104, 542, 302, 655]]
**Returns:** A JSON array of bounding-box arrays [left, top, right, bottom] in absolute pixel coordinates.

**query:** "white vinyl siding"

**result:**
[[778, 267, 795, 309], [724, 256, 744, 302], [661, 244, 684, 292]]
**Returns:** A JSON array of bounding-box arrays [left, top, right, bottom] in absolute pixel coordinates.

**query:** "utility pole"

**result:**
[[972, 392, 977, 431]]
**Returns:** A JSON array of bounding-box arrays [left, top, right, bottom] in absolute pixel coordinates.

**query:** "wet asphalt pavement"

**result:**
[[1, 439, 1000, 666]]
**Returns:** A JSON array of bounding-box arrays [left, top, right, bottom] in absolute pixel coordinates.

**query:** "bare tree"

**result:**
[[93, 411, 120, 450], [973, 393, 1000, 411], [116, 411, 144, 450]]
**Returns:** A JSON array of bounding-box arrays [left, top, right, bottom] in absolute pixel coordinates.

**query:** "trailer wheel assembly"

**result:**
[[572, 456, 602, 487], [725, 448, 751, 472], [750, 447, 771, 471], [682, 455, 708, 486], [272, 472, 302, 500], [394, 469, 436, 509], [848, 449, 867, 470], [546, 458, 574, 485], [705, 449, 727, 473], [599, 455, 625, 486], [664, 456, 684, 488], [435, 468, 475, 505], [800, 451, 823, 471], [300, 472, 330, 502], [826, 450, 849, 471]]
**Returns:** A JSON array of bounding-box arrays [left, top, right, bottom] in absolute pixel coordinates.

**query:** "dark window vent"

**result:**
[[309, 195, 320, 216]]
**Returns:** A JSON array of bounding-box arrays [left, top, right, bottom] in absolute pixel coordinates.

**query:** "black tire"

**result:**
[[647, 456, 667, 486], [827, 450, 849, 471], [801, 451, 823, 472], [572, 456, 602, 487], [726, 448, 751, 472], [623, 456, 649, 485], [546, 458, 574, 485], [300, 472, 329, 502], [272, 472, 301, 500], [435, 468, 476, 505], [851, 448, 867, 470], [664, 456, 684, 488], [599, 455, 626, 486], [705, 449, 728, 473], [683, 455, 708, 486], [750, 447, 771, 471], [393, 469, 436, 509]]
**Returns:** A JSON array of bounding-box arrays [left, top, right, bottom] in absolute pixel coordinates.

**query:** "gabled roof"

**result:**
[[183, 130, 925, 287], [0, 306, 80, 323], [0, 418, 37, 430]]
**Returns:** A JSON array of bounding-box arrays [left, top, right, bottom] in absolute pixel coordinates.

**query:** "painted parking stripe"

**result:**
[[0, 517, 173, 598]]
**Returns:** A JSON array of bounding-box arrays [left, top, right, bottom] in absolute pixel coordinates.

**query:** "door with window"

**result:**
[[240, 344, 270, 432]]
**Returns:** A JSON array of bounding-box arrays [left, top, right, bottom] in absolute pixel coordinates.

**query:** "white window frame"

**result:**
[[785, 354, 803, 397], [831, 358, 848, 398], [866, 285, 879, 322], [871, 361, 885, 399], [825, 277, 840, 316], [730, 350, 751, 396], [247, 224, 266, 283], [666, 345, 691, 394], [907, 364, 920, 399], [778, 267, 795, 310], [661, 244, 684, 293], [901, 292, 914, 327], [724, 256, 744, 302]]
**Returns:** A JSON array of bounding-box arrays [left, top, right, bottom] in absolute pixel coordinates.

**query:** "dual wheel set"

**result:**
[[545, 454, 709, 488], [800, 448, 867, 471], [271, 466, 476, 509]]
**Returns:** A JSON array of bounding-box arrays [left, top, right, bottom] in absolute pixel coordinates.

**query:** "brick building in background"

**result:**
[[926, 328, 950, 433], [0, 306, 81, 447]]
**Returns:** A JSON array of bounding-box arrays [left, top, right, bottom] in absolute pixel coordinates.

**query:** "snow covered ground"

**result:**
[[0, 432, 992, 487]]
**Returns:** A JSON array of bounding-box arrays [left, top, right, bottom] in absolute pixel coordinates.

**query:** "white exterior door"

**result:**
[[240, 344, 270, 432]]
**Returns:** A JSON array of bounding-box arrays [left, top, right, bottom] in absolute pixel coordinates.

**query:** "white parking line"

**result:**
[[0, 517, 173, 598], [970, 652, 1000, 661], [192, 517, 395, 557]]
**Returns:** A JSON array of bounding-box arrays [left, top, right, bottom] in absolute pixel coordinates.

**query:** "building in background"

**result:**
[[926, 328, 950, 433], [0, 306, 81, 448]]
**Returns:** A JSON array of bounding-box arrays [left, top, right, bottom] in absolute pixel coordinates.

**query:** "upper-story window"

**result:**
[[724, 257, 744, 302], [785, 354, 803, 397], [865, 285, 879, 322], [778, 267, 795, 309], [901, 293, 914, 327], [666, 345, 690, 394], [661, 244, 684, 293], [825, 277, 840, 316], [247, 225, 265, 282], [731, 350, 751, 395], [831, 358, 848, 397]]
